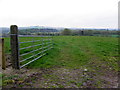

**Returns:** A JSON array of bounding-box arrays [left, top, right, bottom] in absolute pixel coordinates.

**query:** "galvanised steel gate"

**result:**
[[10, 25, 54, 69]]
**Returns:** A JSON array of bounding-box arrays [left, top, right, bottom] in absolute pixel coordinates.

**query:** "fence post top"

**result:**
[[10, 25, 18, 34], [10, 25, 18, 28]]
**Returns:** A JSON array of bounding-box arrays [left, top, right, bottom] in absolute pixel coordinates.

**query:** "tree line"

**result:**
[[2, 28, 119, 37], [60, 28, 118, 37]]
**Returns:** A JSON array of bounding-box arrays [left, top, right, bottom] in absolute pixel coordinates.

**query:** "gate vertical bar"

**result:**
[[42, 32, 44, 53], [10, 25, 20, 69], [52, 30, 54, 48]]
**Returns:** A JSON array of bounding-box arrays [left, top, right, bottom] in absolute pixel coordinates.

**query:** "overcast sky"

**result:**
[[0, 0, 119, 29]]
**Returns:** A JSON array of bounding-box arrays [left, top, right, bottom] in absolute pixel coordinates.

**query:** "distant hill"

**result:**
[[0, 27, 10, 34], [0, 26, 118, 35]]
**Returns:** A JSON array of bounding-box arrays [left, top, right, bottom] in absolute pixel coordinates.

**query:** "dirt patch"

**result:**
[[87, 58, 118, 88], [2, 65, 118, 88]]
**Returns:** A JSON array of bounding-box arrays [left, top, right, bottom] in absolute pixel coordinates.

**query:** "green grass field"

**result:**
[[3, 36, 119, 88], [4, 36, 119, 71]]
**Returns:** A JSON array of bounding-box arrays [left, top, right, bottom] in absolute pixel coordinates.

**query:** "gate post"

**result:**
[[2, 38, 6, 69], [10, 25, 20, 69]]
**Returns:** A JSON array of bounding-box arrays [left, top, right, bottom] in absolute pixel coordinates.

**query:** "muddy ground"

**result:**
[[2, 56, 118, 88]]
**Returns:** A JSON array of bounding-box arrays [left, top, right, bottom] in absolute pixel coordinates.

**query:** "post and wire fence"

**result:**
[[10, 25, 54, 69]]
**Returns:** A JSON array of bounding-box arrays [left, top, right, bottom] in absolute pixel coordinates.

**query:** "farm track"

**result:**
[[2, 62, 118, 88]]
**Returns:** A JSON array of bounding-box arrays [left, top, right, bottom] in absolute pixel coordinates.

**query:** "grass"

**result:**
[[4, 36, 118, 71], [2, 36, 119, 88]]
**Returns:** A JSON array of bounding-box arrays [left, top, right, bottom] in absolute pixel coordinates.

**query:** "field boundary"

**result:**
[[10, 25, 54, 69]]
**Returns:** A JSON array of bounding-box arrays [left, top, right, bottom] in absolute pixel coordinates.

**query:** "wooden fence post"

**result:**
[[2, 38, 6, 70], [10, 25, 20, 69]]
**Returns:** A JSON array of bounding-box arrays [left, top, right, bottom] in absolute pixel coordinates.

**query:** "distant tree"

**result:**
[[61, 28, 72, 35]]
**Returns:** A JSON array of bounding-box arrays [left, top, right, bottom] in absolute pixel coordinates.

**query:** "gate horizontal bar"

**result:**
[[19, 43, 43, 50], [20, 46, 52, 62], [20, 47, 43, 56], [19, 40, 41, 44], [20, 47, 53, 68], [18, 35, 52, 37], [20, 50, 43, 62], [20, 53, 46, 68], [20, 44, 52, 56], [19, 39, 52, 44], [20, 41, 51, 50]]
